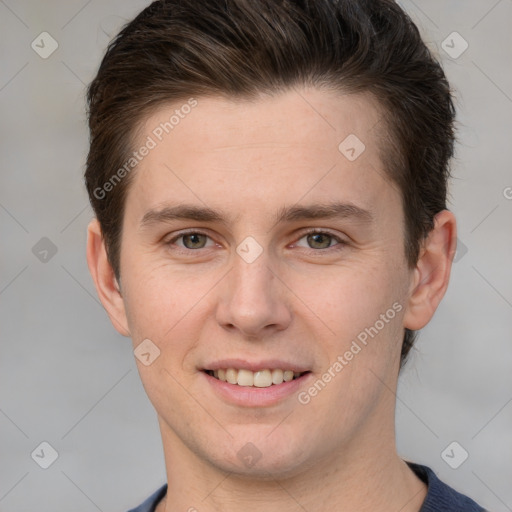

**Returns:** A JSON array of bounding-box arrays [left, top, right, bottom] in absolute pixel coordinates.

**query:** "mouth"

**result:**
[[203, 368, 311, 388]]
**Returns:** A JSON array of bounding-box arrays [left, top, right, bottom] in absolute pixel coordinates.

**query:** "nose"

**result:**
[[215, 249, 292, 339]]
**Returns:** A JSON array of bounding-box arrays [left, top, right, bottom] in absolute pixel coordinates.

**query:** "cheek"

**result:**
[[296, 264, 406, 430], [119, 252, 218, 375], [119, 250, 187, 341], [297, 260, 405, 338], [296, 260, 409, 406]]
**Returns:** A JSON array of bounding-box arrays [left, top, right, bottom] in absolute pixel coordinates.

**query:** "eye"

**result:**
[[295, 230, 345, 250], [165, 229, 345, 254], [167, 231, 215, 250]]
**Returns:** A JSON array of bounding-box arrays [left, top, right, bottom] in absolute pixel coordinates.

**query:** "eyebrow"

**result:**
[[139, 201, 374, 229]]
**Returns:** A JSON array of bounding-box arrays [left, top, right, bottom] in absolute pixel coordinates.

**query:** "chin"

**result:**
[[202, 433, 316, 480]]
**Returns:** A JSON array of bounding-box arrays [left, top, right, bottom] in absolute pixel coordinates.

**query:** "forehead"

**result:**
[[138, 88, 385, 160], [126, 88, 400, 226]]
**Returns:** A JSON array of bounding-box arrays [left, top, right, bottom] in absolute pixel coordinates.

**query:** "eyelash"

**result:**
[[165, 228, 347, 255]]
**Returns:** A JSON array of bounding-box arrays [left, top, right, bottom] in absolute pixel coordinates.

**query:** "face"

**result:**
[[109, 88, 417, 477]]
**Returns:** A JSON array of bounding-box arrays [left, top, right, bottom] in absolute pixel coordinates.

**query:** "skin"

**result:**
[[87, 87, 457, 512]]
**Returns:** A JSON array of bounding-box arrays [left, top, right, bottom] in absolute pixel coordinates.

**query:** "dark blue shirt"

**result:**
[[127, 462, 487, 512]]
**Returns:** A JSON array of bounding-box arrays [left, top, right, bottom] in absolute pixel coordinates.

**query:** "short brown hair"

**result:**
[[85, 0, 457, 366]]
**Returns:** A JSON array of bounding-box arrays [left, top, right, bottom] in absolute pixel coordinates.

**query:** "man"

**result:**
[[84, 0, 487, 510]]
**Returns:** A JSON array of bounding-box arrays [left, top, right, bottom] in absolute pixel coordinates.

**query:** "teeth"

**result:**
[[253, 370, 272, 387], [283, 370, 294, 382], [226, 368, 238, 384], [271, 369, 284, 385], [237, 369, 254, 386], [208, 368, 305, 387]]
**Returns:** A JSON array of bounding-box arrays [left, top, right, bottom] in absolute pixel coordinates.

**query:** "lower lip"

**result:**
[[202, 371, 312, 407]]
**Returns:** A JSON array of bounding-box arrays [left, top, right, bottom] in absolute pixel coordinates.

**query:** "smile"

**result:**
[[204, 368, 309, 388]]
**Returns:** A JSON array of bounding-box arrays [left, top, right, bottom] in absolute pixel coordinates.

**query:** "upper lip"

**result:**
[[202, 358, 311, 373]]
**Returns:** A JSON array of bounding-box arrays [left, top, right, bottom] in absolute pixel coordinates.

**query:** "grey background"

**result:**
[[0, 0, 511, 511]]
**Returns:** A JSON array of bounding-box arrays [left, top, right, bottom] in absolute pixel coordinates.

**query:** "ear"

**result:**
[[86, 218, 130, 337], [403, 210, 457, 331]]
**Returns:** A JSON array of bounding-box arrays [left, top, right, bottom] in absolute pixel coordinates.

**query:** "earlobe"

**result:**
[[403, 210, 457, 331], [86, 219, 131, 337]]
